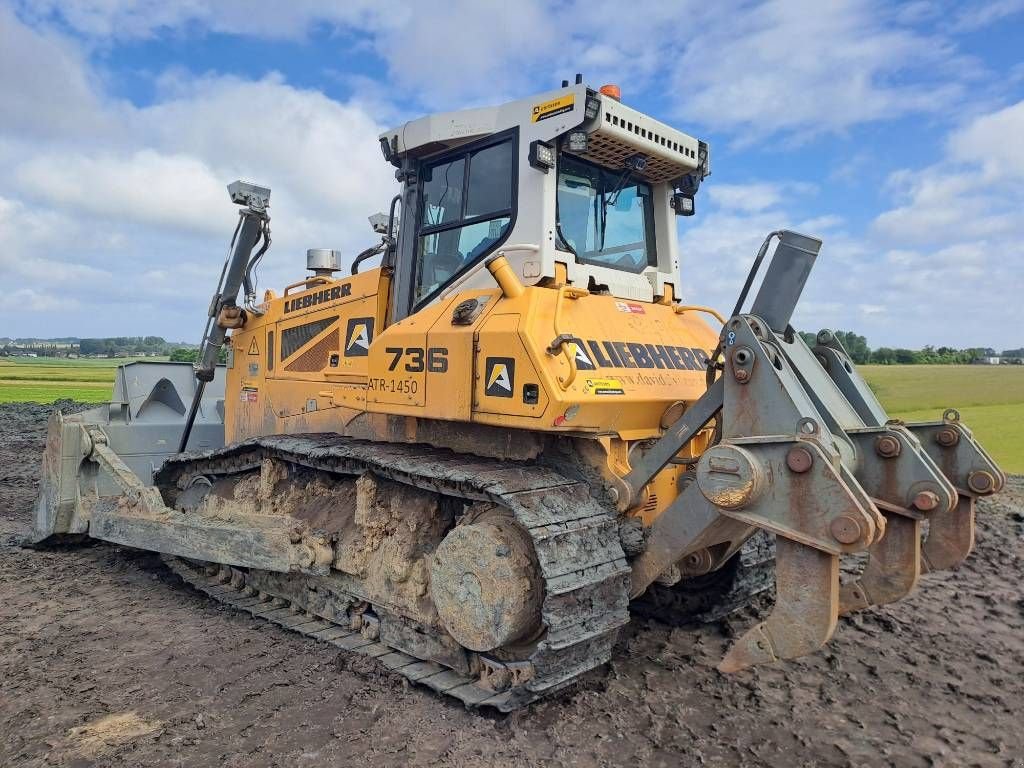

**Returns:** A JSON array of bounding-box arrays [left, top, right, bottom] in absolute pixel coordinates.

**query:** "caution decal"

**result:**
[[531, 94, 575, 122], [584, 378, 625, 396]]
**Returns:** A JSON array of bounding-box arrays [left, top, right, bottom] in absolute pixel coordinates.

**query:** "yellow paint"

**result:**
[[225, 264, 720, 520]]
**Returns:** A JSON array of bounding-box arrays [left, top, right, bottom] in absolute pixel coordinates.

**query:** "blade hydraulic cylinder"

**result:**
[[179, 183, 270, 452]]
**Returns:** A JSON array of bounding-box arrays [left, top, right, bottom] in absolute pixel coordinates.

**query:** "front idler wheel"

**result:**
[[430, 516, 542, 652]]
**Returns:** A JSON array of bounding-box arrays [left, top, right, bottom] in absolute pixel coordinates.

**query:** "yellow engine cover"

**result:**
[[226, 268, 718, 446]]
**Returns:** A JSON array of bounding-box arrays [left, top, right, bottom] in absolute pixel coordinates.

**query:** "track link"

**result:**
[[631, 531, 776, 626], [156, 434, 631, 711]]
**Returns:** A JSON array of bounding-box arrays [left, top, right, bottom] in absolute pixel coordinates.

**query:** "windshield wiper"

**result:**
[[599, 168, 632, 251], [599, 154, 647, 251], [605, 168, 633, 209]]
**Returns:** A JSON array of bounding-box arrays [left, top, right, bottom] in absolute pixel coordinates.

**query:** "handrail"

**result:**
[[552, 284, 590, 389], [674, 304, 727, 326], [496, 243, 541, 257], [283, 276, 333, 297]]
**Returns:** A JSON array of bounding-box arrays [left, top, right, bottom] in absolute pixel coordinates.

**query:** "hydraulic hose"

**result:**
[[179, 206, 268, 453]]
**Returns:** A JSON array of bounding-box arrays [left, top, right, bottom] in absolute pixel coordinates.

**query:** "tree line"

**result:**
[[169, 347, 227, 363], [798, 330, 1019, 365], [0, 337, 199, 358], [77, 336, 182, 356]]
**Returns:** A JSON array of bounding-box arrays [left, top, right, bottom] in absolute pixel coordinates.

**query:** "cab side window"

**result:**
[[415, 136, 515, 306]]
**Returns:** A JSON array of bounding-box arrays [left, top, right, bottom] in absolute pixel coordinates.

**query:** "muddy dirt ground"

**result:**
[[1, 402, 1022, 767]]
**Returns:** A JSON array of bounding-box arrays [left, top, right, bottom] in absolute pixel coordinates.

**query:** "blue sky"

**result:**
[[1, 0, 1022, 349]]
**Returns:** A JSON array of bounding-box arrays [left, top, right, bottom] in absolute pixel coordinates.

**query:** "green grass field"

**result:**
[[0, 356, 166, 404], [859, 365, 1024, 473], [1, 357, 1021, 471]]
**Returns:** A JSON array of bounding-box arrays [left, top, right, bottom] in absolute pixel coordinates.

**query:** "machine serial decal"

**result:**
[[571, 337, 710, 371], [531, 94, 575, 122], [284, 283, 352, 313], [345, 317, 375, 356], [485, 357, 515, 397], [368, 378, 418, 394], [584, 378, 625, 395]]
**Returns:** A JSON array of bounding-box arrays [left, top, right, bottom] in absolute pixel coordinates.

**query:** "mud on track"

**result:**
[[2, 401, 1022, 767]]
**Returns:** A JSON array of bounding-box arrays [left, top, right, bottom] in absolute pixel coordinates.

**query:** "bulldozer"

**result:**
[[30, 77, 1006, 710]]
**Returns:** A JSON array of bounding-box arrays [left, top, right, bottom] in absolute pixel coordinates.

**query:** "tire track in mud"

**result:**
[[2, 402, 1023, 767]]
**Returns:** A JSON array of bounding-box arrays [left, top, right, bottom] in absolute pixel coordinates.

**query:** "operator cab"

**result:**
[[378, 77, 710, 323]]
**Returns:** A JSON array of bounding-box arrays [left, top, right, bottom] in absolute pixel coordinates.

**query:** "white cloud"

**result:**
[[14, 1, 384, 41], [0, 4, 116, 140], [0, 9, 398, 338], [0, 195, 113, 283], [1, 0, 1020, 351], [679, 121, 1024, 351], [15, 150, 227, 236], [11, 0, 991, 142], [707, 184, 784, 213], [867, 100, 1024, 347], [672, 0, 978, 142], [947, 100, 1024, 180], [874, 104, 1024, 248], [0, 288, 78, 312], [707, 182, 816, 213], [947, 0, 1024, 32], [138, 73, 396, 229]]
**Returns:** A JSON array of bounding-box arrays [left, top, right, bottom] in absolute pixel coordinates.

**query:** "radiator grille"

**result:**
[[281, 318, 336, 360], [285, 328, 339, 372]]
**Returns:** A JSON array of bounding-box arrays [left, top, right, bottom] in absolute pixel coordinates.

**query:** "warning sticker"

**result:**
[[247, 337, 260, 355], [240, 387, 258, 403], [615, 301, 646, 314], [584, 377, 625, 395], [531, 94, 575, 122]]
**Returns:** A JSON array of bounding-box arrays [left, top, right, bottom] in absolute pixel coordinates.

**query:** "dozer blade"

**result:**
[[30, 361, 226, 544], [39, 422, 334, 575]]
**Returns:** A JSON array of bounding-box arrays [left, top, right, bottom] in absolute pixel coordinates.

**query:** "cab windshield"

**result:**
[[556, 154, 656, 273]]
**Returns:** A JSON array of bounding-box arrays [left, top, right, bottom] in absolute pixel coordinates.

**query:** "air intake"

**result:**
[[307, 249, 342, 277]]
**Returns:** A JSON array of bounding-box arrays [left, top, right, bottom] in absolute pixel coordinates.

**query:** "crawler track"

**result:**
[[157, 434, 631, 711], [631, 531, 776, 626]]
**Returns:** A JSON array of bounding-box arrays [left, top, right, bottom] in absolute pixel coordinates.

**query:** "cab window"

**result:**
[[415, 135, 515, 306], [557, 153, 656, 273]]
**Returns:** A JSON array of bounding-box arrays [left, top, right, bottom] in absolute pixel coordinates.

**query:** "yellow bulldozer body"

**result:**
[[226, 265, 717, 525], [28, 78, 1007, 709]]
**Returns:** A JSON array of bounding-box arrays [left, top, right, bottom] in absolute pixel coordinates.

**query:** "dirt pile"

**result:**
[[1, 402, 1022, 767]]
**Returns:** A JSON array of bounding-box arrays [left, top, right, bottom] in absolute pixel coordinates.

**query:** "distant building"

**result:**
[[974, 356, 1002, 365]]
